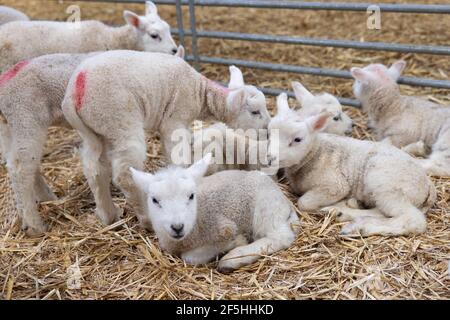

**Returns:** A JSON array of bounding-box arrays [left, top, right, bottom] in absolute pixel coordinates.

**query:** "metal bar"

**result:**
[[175, 0, 185, 48], [255, 87, 360, 107], [188, 0, 199, 70], [212, 80, 361, 107], [185, 55, 450, 89], [93, 1, 450, 14], [180, 30, 450, 56]]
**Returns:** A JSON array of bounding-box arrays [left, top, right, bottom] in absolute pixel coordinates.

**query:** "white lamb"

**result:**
[[351, 60, 450, 177], [62, 51, 270, 230], [0, 47, 185, 236], [0, 6, 29, 25], [0, 1, 177, 72], [291, 81, 353, 135], [267, 93, 436, 236], [130, 153, 300, 273]]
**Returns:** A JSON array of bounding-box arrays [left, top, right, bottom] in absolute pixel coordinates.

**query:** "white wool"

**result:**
[[130, 154, 300, 272], [0, 1, 177, 73], [291, 81, 353, 136], [267, 93, 436, 237]]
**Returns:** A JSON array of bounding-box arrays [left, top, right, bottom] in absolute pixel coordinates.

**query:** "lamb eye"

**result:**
[[294, 137, 302, 143], [152, 197, 159, 205], [333, 114, 341, 121], [189, 193, 194, 200], [251, 110, 260, 116], [150, 33, 159, 40]]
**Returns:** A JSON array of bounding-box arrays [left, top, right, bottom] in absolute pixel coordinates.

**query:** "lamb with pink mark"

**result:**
[[62, 50, 270, 229], [0, 47, 185, 236]]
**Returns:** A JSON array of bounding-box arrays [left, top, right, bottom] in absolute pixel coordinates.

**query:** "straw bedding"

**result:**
[[0, 0, 448, 300]]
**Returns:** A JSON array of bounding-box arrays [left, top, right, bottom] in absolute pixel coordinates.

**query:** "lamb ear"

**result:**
[[276, 93, 291, 115], [305, 112, 332, 133], [228, 65, 245, 90], [145, 1, 158, 15], [226, 89, 246, 112], [387, 60, 406, 81], [124, 10, 142, 28], [350, 67, 370, 83], [187, 153, 211, 181], [129, 167, 154, 193], [291, 81, 314, 106], [175, 45, 185, 59]]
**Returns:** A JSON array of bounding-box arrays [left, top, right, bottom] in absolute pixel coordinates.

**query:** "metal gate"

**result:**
[[86, 0, 450, 107]]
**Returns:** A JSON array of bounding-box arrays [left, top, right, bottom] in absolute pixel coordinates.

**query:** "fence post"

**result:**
[[175, 0, 185, 48], [188, 0, 200, 70]]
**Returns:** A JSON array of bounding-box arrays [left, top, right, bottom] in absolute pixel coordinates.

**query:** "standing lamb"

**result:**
[[0, 1, 177, 72], [130, 153, 300, 272], [0, 6, 29, 25], [350, 60, 450, 177], [0, 47, 185, 236], [291, 81, 353, 136], [266, 93, 436, 236], [62, 51, 270, 230]]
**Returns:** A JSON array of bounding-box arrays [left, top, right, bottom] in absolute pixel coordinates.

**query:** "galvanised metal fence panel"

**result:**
[[80, 0, 450, 107]]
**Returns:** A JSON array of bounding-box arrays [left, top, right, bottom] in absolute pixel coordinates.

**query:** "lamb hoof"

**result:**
[[340, 221, 364, 236], [22, 220, 48, 236], [346, 198, 361, 209], [96, 205, 122, 226], [320, 206, 345, 220], [217, 264, 235, 274]]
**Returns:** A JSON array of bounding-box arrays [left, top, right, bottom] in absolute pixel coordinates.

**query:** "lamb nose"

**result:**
[[171, 224, 184, 233], [172, 47, 178, 54]]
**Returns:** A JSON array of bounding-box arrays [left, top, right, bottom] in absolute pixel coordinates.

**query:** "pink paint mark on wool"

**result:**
[[0, 60, 30, 86], [74, 71, 87, 112], [202, 75, 230, 96]]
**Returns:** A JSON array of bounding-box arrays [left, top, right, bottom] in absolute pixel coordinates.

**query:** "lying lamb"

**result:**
[[291, 81, 353, 135], [62, 51, 270, 230], [130, 153, 300, 273], [351, 60, 450, 177], [267, 93, 436, 236], [0, 1, 177, 72], [0, 47, 185, 236], [0, 6, 29, 25]]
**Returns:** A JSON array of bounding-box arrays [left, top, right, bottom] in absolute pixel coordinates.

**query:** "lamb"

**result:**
[[0, 46, 185, 236], [190, 122, 274, 176], [0, 6, 29, 25], [0, 1, 177, 73], [350, 60, 450, 177], [291, 81, 353, 136], [130, 153, 300, 272], [61, 51, 270, 230], [266, 93, 436, 236]]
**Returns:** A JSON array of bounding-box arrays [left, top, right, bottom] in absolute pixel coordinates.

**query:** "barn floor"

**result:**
[[0, 0, 449, 299]]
